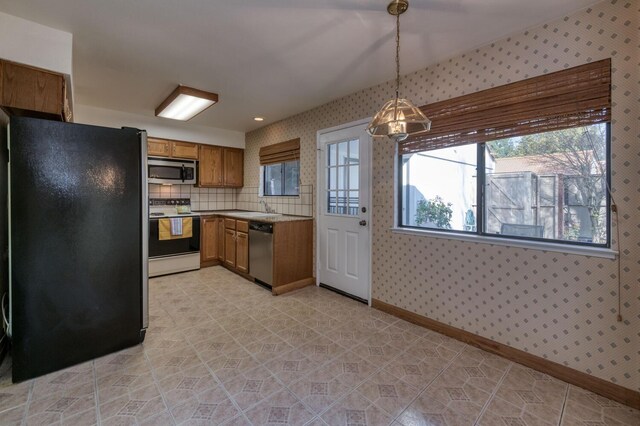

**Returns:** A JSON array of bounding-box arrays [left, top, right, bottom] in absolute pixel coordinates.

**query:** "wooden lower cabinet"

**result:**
[[224, 229, 236, 267], [217, 218, 225, 261], [200, 216, 218, 265], [236, 231, 249, 273]]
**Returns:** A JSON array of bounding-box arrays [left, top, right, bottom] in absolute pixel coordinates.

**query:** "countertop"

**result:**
[[193, 210, 313, 223]]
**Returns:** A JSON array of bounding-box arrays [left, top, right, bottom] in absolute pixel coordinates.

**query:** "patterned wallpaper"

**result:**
[[245, 0, 639, 392]]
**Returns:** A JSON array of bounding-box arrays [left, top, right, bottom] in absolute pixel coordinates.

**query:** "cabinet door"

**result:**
[[201, 217, 218, 263], [223, 148, 244, 187], [171, 141, 199, 160], [217, 218, 225, 261], [236, 232, 249, 273], [224, 229, 236, 267], [1, 60, 64, 118], [198, 145, 224, 187], [147, 138, 171, 157]]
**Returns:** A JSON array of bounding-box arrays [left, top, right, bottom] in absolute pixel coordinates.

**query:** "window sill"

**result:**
[[390, 227, 618, 259]]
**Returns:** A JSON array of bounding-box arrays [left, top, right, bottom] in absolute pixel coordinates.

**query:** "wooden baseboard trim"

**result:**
[[371, 298, 640, 410], [272, 277, 315, 295]]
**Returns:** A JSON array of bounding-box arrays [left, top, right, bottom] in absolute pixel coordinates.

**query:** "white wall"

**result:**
[[0, 11, 74, 104], [0, 11, 72, 75], [74, 104, 245, 148]]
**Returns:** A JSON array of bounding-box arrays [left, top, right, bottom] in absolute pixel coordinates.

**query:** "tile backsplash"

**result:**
[[148, 183, 314, 216], [236, 185, 314, 217], [148, 184, 236, 211]]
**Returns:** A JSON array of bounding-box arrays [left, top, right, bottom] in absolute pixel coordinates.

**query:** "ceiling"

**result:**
[[0, 0, 598, 132]]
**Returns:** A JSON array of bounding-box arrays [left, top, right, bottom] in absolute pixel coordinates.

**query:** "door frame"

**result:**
[[316, 118, 373, 305]]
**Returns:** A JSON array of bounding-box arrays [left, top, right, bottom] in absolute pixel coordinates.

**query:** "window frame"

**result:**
[[260, 160, 301, 197], [397, 123, 612, 249]]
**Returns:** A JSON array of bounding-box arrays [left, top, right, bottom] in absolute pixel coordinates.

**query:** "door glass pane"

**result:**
[[338, 142, 349, 166], [264, 164, 282, 196], [328, 144, 337, 167], [328, 167, 337, 190], [328, 190, 337, 214], [348, 165, 359, 190], [337, 166, 346, 191], [337, 190, 347, 214], [348, 190, 359, 215], [349, 139, 359, 163]]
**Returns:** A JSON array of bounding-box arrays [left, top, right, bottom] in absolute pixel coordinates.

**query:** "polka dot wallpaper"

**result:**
[[245, 0, 639, 391]]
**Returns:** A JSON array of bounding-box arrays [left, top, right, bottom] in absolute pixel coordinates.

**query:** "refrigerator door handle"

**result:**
[[140, 130, 149, 330]]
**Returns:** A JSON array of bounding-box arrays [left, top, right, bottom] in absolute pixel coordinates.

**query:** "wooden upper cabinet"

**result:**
[[0, 59, 71, 122], [147, 138, 171, 157], [147, 137, 198, 160], [199, 145, 224, 187], [171, 141, 199, 160], [223, 148, 244, 187], [198, 146, 244, 188]]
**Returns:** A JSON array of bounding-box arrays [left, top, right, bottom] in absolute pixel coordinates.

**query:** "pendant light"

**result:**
[[366, 0, 431, 142]]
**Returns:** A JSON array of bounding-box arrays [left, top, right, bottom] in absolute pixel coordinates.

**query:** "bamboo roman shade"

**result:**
[[259, 138, 300, 165], [400, 59, 611, 155]]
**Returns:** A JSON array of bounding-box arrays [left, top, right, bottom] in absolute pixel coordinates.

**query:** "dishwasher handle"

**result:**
[[249, 221, 273, 233]]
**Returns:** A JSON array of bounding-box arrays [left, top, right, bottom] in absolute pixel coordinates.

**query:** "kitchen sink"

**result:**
[[231, 212, 281, 218]]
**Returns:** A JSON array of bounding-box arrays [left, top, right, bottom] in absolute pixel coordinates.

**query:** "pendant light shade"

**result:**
[[367, 98, 431, 142], [367, 0, 431, 141]]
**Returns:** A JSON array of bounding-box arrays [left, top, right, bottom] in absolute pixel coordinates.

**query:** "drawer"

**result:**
[[236, 220, 249, 233], [224, 218, 236, 230]]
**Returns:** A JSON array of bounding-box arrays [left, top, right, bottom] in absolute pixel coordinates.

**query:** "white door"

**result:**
[[317, 120, 371, 302]]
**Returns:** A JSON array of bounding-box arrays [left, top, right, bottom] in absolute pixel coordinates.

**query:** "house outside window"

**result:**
[[399, 123, 610, 246]]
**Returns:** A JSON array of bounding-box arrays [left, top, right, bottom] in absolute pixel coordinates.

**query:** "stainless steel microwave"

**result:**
[[148, 158, 197, 185]]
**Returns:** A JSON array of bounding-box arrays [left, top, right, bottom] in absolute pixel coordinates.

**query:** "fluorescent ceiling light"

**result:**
[[254, 117, 265, 122], [155, 85, 218, 121]]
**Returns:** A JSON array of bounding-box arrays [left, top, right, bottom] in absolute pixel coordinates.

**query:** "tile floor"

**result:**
[[0, 266, 638, 425]]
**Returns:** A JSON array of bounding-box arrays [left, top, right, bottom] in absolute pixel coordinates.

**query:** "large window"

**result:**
[[263, 160, 300, 196], [399, 124, 610, 246]]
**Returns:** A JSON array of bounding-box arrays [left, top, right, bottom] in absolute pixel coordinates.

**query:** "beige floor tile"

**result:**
[[0, 404, 27, 426], [191, 330, 244, 364], [320, 352, 378, 389], [0, 364, 32, 413], [288, 365, 353, 415], [421, 369, 493, 413], [350, 340, 410, 368], [147, 346, 204, 381], [296, 336, 347, 364], [138, 409, 175, 426], [562, 385, 640, 426], [97, 360, 156, 405], [206, 348, 261, 384], [244, 389, 314, 426], [182, 321, 227, 345], [355, 369, 419, 418], [169, 386, 239, 425], [142, 327, 188, 359], [275, 324, 324, 348], [94, 345, 150, 378], [30, 362, 95, 401], [396, 390, 480, 426], [99, 383, 167, 425], [25, 390, 96, 425], [241, 334, 295, 364], [264, 349, 319, 386], [478, 395, 555, 426], [383, 353, 447, 390], [231, 324, 279, 348], [321, 391, 392, 426], [322, 327, 370, 350], [223, 365, 284, 410], [157, 363, 219, 409]]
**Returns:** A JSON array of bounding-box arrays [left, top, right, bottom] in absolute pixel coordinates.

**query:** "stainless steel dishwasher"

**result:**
[[249, 221, 274, 286]]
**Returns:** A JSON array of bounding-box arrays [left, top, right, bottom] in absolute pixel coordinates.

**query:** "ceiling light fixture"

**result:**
[[367, 0, 431, 142], [254, 117, 265, 122], [155, 85, 219, 121]]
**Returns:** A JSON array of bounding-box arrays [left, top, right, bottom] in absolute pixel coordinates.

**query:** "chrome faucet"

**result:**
[[259, 200, 276, 214]]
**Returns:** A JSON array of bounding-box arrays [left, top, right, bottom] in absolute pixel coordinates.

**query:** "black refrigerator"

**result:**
[[8, 116, 149, 382]]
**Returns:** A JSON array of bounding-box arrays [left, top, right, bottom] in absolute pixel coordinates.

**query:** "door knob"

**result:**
[[359, 220, 367, 226]]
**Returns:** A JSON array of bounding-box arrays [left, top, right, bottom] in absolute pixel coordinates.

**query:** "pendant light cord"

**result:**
[[395, 12, 401, 99]]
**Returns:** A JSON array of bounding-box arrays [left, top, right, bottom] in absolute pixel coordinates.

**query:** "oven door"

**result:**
[[149, 217, 201, 258], [148, 158, 197, 185]]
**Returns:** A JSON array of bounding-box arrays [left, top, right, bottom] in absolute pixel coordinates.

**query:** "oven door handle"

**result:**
[[180, 165, 186, 182]]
